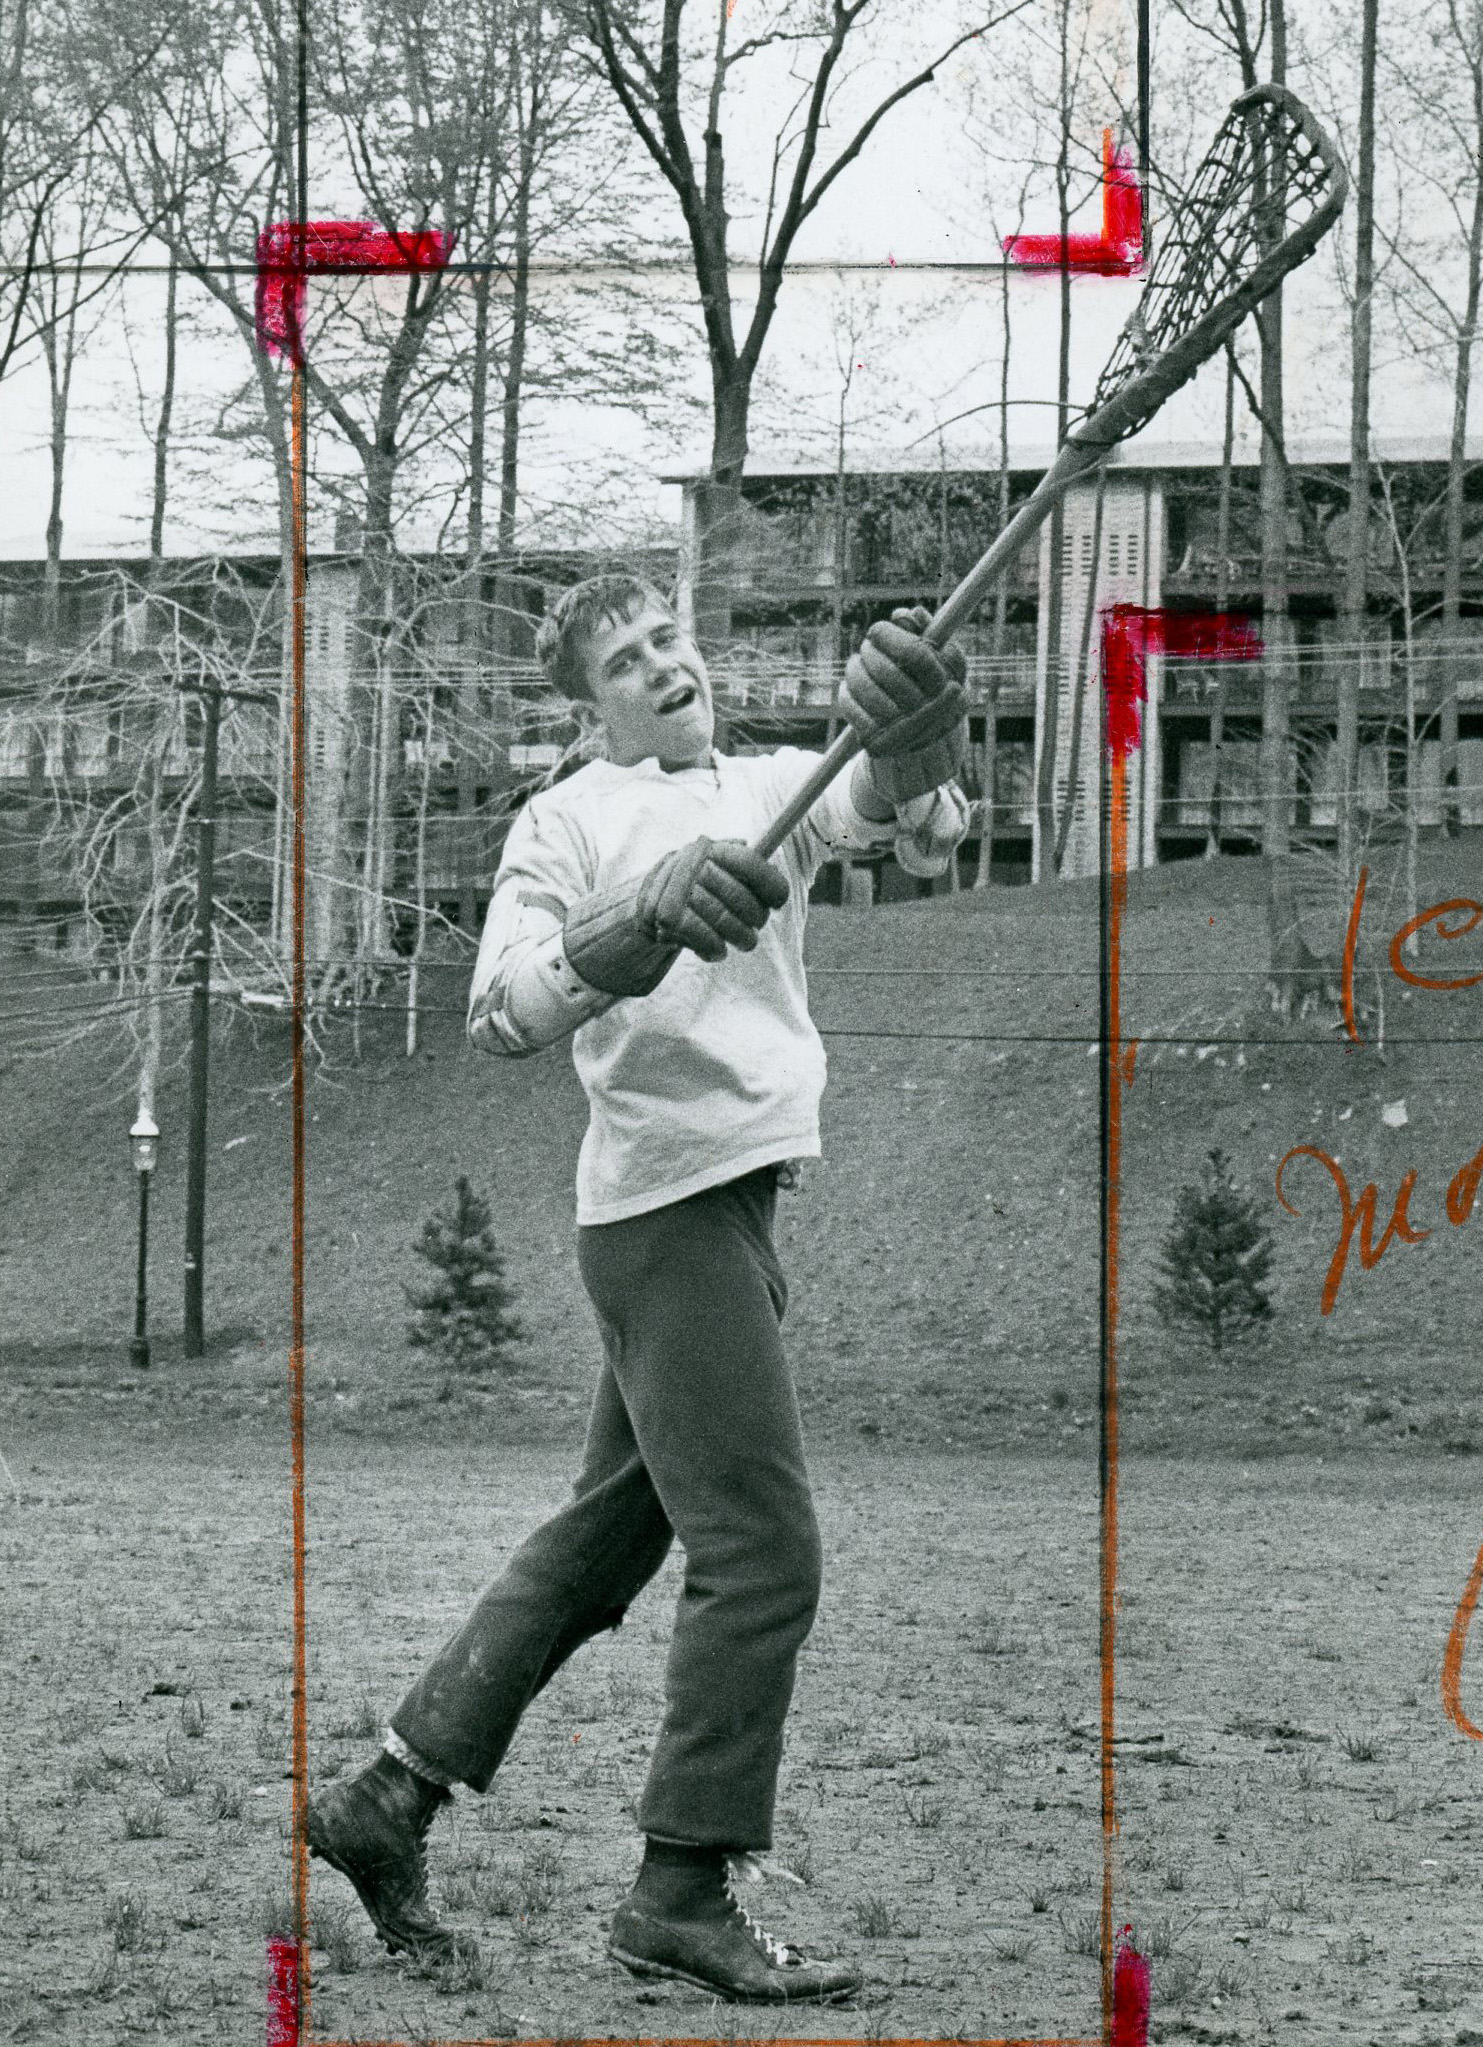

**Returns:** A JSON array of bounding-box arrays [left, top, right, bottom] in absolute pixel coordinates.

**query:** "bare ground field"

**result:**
[[3, 842, 1483, 2044], [0, 1423, 1480, 2047]]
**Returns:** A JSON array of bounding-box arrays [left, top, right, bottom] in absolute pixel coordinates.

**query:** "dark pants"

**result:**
[[390, 1167, 822, 1849]]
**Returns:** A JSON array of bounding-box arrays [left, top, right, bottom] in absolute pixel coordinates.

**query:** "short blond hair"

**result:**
[[535, 574, 673, 702]]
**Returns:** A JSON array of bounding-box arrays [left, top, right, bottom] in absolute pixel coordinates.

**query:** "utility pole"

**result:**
[[183, 682, 220, 1358], [180, 677, 276, 1359]]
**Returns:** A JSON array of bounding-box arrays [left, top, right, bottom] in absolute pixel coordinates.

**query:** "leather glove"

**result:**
[[562, 837, 790, 998], [840, 606, 970, 804]]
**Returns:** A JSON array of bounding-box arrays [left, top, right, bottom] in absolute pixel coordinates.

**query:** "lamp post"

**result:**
[[129, 1112, 160, 1369]]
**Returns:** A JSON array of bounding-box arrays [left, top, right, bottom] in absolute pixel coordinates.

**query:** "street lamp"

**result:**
[[129, 1112, 160, 1370]]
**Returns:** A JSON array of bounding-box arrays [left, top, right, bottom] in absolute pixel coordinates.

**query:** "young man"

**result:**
[[308, 574, 969, 2004]]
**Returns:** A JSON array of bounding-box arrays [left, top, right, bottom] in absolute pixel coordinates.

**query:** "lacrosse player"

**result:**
[[308, 572, 969, 2003]]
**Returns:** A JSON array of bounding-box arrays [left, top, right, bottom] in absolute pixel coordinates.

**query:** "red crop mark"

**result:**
[[266, 1936, 300, 2047], [254, 221, 455, 366], [1005, 129, 1144, 276], [1101, 605, 1263, 760], [1111, 1927, 1152, 2046]]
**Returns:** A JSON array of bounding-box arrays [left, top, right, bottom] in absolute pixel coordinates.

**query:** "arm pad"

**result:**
[[562, 876, 680, 995], [469, 927, 618, 1056]]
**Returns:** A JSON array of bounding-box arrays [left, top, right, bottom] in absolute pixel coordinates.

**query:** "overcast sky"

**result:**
[[0, 0, 1459, 560]]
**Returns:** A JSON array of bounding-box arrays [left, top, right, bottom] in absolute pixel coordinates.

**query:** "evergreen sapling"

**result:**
[[1154, 1147, 1275, 1354], [406, 1174, 524, 1372]]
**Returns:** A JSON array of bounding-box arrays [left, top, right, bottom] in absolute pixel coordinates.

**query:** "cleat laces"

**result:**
[[725, 1858, 801, 1970]]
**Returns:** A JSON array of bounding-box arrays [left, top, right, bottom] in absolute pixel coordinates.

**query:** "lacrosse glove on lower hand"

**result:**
[[562, 837, 791, 998], [840, 605, 970, 805]]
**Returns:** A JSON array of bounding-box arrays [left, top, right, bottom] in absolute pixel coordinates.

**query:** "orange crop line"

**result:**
[[1442, 1532, 1483, 1740], [1340, 863, 1367, 1045], [309, 2038, 1101, 2047], [1099, 748, 1128, 2043], [289, 354, 314, 2018]]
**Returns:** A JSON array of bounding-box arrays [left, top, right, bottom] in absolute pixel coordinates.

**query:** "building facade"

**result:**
[[4, 437, 1481, 955], [674, 436, 1483, 893]]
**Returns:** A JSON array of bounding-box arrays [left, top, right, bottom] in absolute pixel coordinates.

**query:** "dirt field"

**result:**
[[1, 1416, 1480, 2047], [4, 844, 1483, 2044]]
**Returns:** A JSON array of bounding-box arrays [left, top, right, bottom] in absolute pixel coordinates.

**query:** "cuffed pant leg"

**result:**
[[390, 1358, 673, 1792], [576, 1171, 822, 1851]]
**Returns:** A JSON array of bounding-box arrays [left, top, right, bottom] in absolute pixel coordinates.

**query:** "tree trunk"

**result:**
[[347, 286, 443, 983], [1336, 0, 1377, 875], [977, 244, 1015, 890], [692, 371, 751, 656], [32, 266, 76, 944], [497, 153, 531, 569], [149, 249, 178, 559], [1053, 476, 1105, 873], [1255, 0, 1332, 1014], [139, 746, 168, 1122], [406, 685, 436, 1058], [1440, 126, 1483, 837], [1036, 110, 1075, 883], [248, 348, 297, 967], [833, 402, 848, 665], [1207, 346, 1236, 857], [1257, 277, 1290, 867], [355, 479, 399, 979], [491, 118, 533, 656], [458, 178, 495, 938], [976, 686, 999, 888]]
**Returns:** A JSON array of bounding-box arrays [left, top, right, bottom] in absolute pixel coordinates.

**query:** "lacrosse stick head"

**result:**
[[1078, 85, 1348, 449]]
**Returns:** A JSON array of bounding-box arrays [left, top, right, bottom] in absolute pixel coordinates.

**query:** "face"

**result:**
[[582, 602, 715, 769]]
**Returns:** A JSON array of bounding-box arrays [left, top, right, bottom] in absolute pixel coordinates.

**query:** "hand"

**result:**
[[563, 838, 790, 998], [894, 784, 971, 879], [840, 606, 969, 804], [636, 836, 790, 960]]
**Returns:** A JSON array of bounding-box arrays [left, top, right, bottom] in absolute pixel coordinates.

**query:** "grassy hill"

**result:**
[[4, 835, 1482, 1460]]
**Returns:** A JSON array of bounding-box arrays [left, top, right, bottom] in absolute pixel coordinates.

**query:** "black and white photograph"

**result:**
[[2, 0, 1482, 2041]]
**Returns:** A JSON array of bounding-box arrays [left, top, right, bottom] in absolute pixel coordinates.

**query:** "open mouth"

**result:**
[[656, 682, 699, 715]]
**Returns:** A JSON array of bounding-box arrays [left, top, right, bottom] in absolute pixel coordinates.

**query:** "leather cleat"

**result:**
[[608, 1859, 860, 2004], [307, 1752, 454, 1961]]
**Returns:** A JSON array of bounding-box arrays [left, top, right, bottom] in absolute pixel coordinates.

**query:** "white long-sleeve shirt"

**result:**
[[468, 745, 896, 1225]]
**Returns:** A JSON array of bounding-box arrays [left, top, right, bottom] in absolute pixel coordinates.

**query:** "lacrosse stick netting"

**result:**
[[1083, 83, 1348, 449], [752, 83, 1348, 858]]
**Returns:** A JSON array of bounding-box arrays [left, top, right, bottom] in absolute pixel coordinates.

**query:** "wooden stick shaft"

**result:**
[[749, 85, 1348, 864], [749, 436, 1103, 860]]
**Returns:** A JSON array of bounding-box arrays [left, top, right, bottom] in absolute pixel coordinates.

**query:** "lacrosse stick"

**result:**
[[750, 83, 1348, 860]]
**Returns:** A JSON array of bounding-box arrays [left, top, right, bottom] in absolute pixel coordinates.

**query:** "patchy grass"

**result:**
[[8, 841, 1483, 1463], [6, 843, 1483, 2040]]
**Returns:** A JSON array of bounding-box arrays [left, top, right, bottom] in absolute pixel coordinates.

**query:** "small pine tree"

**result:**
[[405, 1175, 524, 1373], [1154, 1147, 1275, 1355]]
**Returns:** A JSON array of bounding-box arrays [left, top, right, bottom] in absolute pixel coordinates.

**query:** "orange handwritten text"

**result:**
[[1342, 872, 1483, 1037], [1275, 1146, 1430, 1314], [1341, 864, 1368, 1043], [1388, 897, 1483, 991], [1443, 1535, 1483, 1741], [1277, 1136, 1483, 1314]]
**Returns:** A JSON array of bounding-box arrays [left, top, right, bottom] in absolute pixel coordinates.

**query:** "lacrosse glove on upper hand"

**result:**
[[562, 837, 791, 999], [839, 605, 970, 805]]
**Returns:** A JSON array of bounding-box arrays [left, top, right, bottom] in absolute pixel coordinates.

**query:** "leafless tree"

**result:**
[[1379, 0, 1483, 842], [577, 0, 1026, 648], [1334, 0, 1379, 874], [0, 2, 156, 385]]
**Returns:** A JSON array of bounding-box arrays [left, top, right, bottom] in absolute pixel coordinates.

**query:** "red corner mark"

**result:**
[[265, 1936, 300, 2047], [1006, 129, 1144, 276], [255, 220, 455, 365], [1102, 605, 1263, 761], [1112, 1925, 1153, 2046]]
